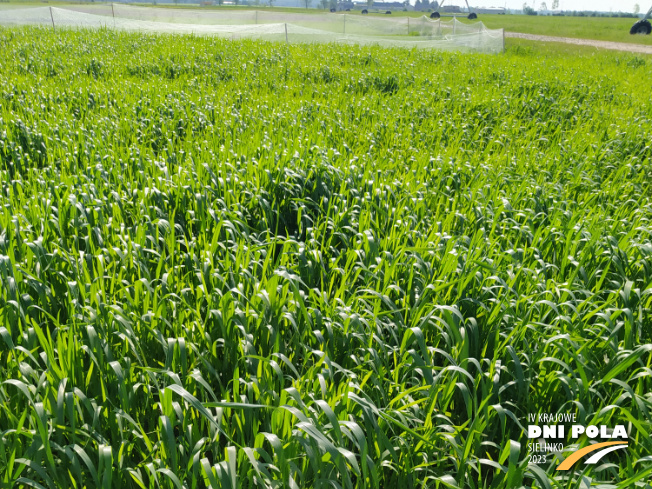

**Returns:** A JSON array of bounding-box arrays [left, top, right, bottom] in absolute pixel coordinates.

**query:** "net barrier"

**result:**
[[0, 5, 505, 53]]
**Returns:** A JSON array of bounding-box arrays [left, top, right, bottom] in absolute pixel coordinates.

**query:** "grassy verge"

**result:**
[[479, 14, 652, 45], [506, 36, 652, 55]]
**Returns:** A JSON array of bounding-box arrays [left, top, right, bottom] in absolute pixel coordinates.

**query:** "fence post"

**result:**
[[255, 10, 258, 24], [407, 16, 409, 35], [50, 6, 55, 31], [285, 23, 288, 43], [343, 14, 346, 34]]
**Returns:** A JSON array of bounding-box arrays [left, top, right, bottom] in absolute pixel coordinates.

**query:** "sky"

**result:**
[[467, 0, 642, 12]]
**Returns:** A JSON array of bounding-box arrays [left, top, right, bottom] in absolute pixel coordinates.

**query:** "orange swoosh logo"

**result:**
[[556, 441, 628, 471]]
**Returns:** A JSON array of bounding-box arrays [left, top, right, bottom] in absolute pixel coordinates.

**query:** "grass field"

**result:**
[[1, 26, 652, 489], [480, 14, 652, 45]]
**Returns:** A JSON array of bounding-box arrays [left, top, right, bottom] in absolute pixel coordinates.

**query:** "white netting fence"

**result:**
[[0, 5, 504, 53]]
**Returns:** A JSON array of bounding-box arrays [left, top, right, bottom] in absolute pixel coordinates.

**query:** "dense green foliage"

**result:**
[[1, 27, 652, 488]]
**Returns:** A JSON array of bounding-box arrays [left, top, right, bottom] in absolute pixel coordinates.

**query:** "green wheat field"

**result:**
[[1, 27, 652, 488]]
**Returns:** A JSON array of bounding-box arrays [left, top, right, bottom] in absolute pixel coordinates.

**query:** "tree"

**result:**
[[415, 0, 422, 10], [551, 0, 558, 9], [367, 0, 373, 7], [303, 0, 312, 8], [634, 3, 640, 14], [540, 1, 547, 10]]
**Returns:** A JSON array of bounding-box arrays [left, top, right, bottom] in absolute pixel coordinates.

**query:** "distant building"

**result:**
[[377, 2, 407, 7], [473, 7, 506, 14], [353, 1, 407, 9]]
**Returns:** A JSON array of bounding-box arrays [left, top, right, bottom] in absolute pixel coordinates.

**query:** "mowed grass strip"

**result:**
[[0, 27, 651, 488]]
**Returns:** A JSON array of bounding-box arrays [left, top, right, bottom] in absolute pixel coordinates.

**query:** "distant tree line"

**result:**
[[414, 0, 439, 11], [318, 0, 338, 9], [523, 3, 638, 17], [553, 10, 638, 17]]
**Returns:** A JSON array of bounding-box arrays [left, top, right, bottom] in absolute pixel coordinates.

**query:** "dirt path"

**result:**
[[506, 32, 652, 55]]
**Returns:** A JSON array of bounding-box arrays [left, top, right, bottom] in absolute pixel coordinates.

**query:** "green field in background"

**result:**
[[480, 13, 652, 45]]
